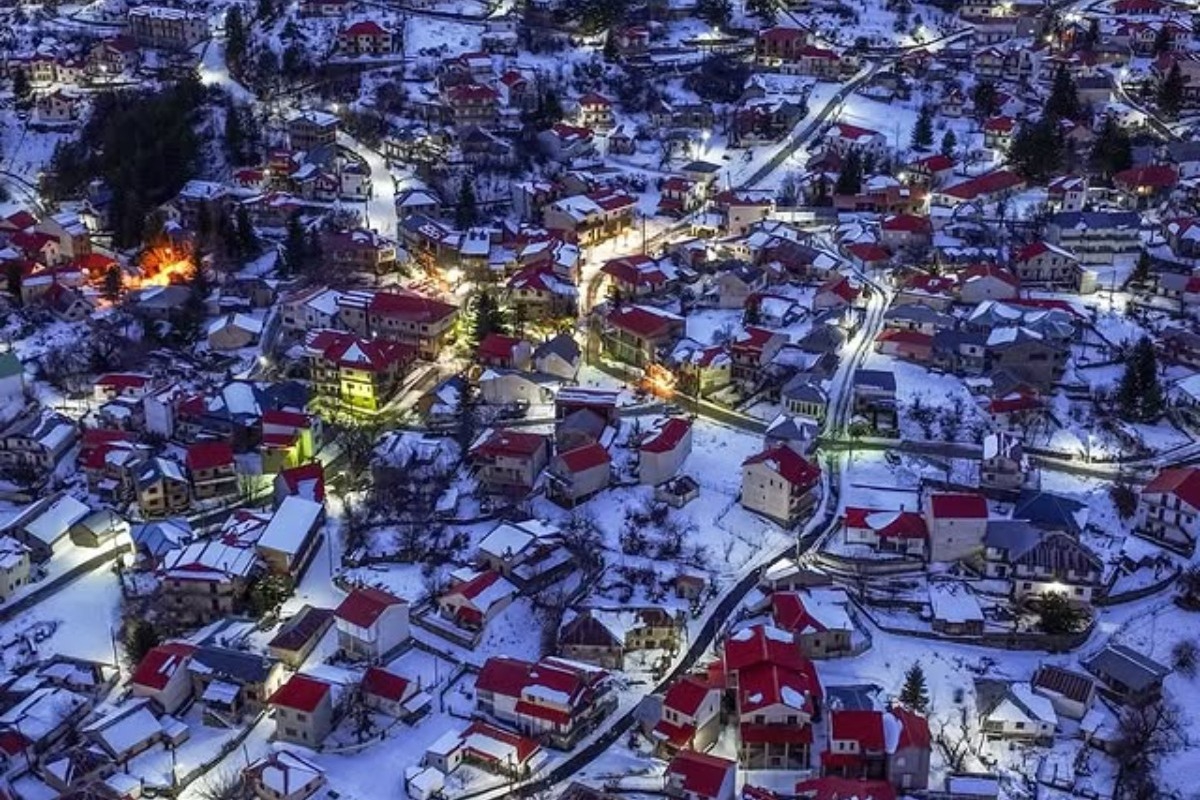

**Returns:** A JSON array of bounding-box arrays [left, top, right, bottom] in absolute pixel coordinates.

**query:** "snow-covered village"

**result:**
[[2, 0, 1200, 798]]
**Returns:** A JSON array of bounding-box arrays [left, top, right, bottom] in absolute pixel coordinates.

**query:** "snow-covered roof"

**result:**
[[257, 496, 323, 557]]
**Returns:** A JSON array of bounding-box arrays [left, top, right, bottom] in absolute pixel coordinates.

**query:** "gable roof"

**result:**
[[335, 586, 405, 629], [268, 674, 331, 712]]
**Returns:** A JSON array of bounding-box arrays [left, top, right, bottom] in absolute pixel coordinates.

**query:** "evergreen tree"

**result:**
[[11, 68, 29, 102], [225, 6, 247, 69], [899, 663, 930, 712], [603, 34, 619, 62], [745, 0, 777, 23], [4, 261, 21, 305], [236, 205, 259, 260], [1117, 336, 1164, 421], [455, 176, 478, 230], [911, 105, 934, 150], [471, 291, 508, 347], [122, 620, 160, 666], [1159, 63, 1185, 118], [1089, 115, 1133, 178], [307, 228, 324, 276], [1009, 116, 1062, 182], [1037, 592, 1086, 634], [256, 0, 275, 20], [1131, 250, 1151, 284], [1153, 25, 1172, 56], [284, 213, 307, 274], [940, 129, 957, 157], [1046, 66, 1081, 120], [224, 102, 247, 165], [697, 0, 732, 28], [834, 148, 863, 195], [101, 264, 122, 302], [971, 80, 998, 121], [1086, 17, 1100, 48]]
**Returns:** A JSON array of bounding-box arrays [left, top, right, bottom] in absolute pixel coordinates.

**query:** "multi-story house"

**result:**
[[445, 83, 500, 128], [577, 92, 614, 129], [336, 20, 394, 55], [730, 327, 789, 390], [985, 328, 1068, 390], [322, 228, 398, 274], [599, 305, 685, 367], [438, 569, 517, 631], [842, 507, 928, 557], [269, 675, 335, 747], [923, 492, 988, 563], [666, 750, 737, 800], [1136, 466, 1200, 553], [740, 446, 821, 527], [469, 429, 550, 495], [287, 110, 339, 152], [127, 5, 209, 49], [852, 370, 898, 432], [335, 585, 410, 662], [1045, 211, 1142, 266], [159, 539, 258, 625], [506, 267, 579, 319], [186, 441, 238, 502], [0, 538, 30, 600], [723, 625, 822, 769], [474, 656, 616, 748], [333, 290, 457, 359], [557, 607, 682, 670], [652, 676, 723, 756], [983, 522, 1103, 604], [0, 409, 77, 473], [979, 431, 1030, 493], [543, 190, 637, 246], [821, 707, 931, 790], [1011, 241, 1083, 289], [306, 330, 415, 413], [638, 417, 693, 486], [133, 456, 191, 517], [755, 26, 810, 67]]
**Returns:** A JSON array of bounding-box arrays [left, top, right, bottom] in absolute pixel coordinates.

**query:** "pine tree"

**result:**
[[5, 261, 21, 305], [11, 68, 29, 102], [1089, 115, 1133, 178], [1131, 250, 1151, 284], [225, 6, 247, 69], [1153, 25, 1172, 56], [122, 620, 160, 666], [1117, 336, 1164, 421], [834, 148, 863, 195], [900, 663, 929, 712], [284, 213, 307, 274], [256, 0, 275, 20], [1037, 592, 1085, 634], [471, 291, 508, 347], [745, 0, 777, 23], [1159, 63, 1185, 118], [1046, 66, 1081, 120], [307, 228, 324, 276], [236, 205, 259, 260], [225, 103, 247, 165], [971, 80, 998, 121], [1009, 117, 1063, 182], [101, 264, 122, 302], [911, 105, 934, 150], [697, 0, 732, 28], [940, 129, 957, 157], [455, 177, 478, 230]]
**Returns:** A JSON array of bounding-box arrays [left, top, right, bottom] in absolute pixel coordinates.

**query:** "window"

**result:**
[[297, 713, 307, 722], [1014, 721, 1025, 730]]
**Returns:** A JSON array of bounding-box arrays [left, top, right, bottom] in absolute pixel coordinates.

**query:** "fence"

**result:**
[[168, 712, 266, 796], [813, 550, 926, 578], [1097, 566, 1181, 607]]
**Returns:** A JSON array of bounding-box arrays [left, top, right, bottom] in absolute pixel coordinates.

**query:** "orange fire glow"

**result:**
[[133, 246, 195, 288]]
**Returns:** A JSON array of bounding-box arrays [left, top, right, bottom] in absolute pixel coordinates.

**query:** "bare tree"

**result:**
[[1112, 702, 1186, 800], [933, 712, 975, 773], [195, 769, 244, 800]]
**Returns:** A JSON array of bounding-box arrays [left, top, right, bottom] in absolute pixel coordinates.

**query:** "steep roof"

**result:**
[[335, 586, 405, 629]]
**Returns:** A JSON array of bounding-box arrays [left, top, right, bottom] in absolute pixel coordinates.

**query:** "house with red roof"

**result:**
[[653, 675, 723, 756], [601, 254, 682, 300], [337, 19, 394, 55], [506, 266, 579, 318], [93, 373, 154, 403], [755, 25, 811, 67], [741, 446, 821, 526], [425, 720, 544, 779], [600, 305, 686, 367], [1136, 467, 1200, 553], [129, 642, 197, 714], [667, 750, 737, 800], [335, 586, 409, 662], [185, 441, 238, 501], [543, 189, 636, 246], [477, 333, 533, 371], [843, 508, 927, 558], [933, 170, 1025, 206], [306, 329, 416, 413], [769, 591, 853, 657], [723, 625, 823, 768], [1113, 164, 1179, 209], [731, 326, 789, 389], [821, 707, 931, 790], [362, 665, 429, 720], [269, 675, 334, 746], [438, 569, 518, 632], [874, 328, 933, 364], [273, 462, 327, 506], [343, 290, 458, 359], [261, 409, 321, 473], [1011, 241, 1082, 290], [879, 214, 932, 251], [905, 153, 956, 188], [639, 417, 694, 486], [923, 492, 989, 562], [825, 123, 887, 158], [469, 428, 551, 495], [957, 264, 1020, 304], [548, 441, 612, 506], [474, 655, 615, 748], [577, 92, 614, 129]]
